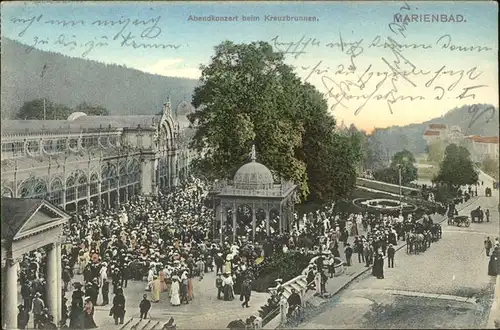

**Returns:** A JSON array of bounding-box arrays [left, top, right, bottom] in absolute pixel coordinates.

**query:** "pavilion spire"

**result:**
[[250, 144, 256, 162]]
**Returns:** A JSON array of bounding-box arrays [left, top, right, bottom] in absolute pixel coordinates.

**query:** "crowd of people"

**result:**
[[12, 176, 499, 330]]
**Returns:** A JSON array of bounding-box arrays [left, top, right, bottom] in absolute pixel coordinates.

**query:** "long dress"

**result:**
[[187, 278, 194, 301], [351, 221, 358, 237], [159, 270, 167, 292], [314, 272, 321, 295], [488, 253, 498, 276], [151, 278, 161, 302], [170, 281, 181, 306], [83, 301, 98, 329], [223, 277, 234, 301]]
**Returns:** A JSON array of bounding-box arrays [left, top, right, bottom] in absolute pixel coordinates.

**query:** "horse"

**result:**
[[424, 231, 432, 248], [406, 232, 418, 254], [415, 233, 425, 252], [430, 224, 442, 241]]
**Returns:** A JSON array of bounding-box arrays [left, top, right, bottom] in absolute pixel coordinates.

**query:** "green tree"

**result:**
[[16, 98, 72, 120], [75, 102, 109, 116], [427, 141, 445, 163], [433, 143, 479, 188], [390, 149, 418, 185], [373, 167, 399, 184], [188, 41, 361, 203]]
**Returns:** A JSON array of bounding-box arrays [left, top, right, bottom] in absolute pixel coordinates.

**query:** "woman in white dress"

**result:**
[[170, 276, 181, 306]]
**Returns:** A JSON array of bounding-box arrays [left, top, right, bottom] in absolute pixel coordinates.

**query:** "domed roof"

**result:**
[[67, 112, 87, 121], [233, 145, 274, 190]]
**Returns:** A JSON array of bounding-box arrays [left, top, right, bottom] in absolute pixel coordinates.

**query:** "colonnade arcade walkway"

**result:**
[[1, 198, 70, 330]]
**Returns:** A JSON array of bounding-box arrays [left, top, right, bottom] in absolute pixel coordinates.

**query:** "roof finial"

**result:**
[[251, 144, 256, 162]]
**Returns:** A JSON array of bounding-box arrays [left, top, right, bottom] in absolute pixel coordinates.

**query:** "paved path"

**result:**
[[298, 195, 499, 329], [72, 269, 269, 330]]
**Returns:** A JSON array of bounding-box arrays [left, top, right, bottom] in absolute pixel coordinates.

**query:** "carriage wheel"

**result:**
[[465, 220, 470, 227]]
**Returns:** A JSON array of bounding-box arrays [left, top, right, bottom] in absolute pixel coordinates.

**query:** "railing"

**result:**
[[261, 306, 281, 328]]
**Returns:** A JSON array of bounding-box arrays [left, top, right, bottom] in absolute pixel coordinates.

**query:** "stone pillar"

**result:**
[[46, 243, 59, 323], [279, 204, 283, 234], [4, 258, 19, 329], [220, 204, 225, 242], [214, 201, 220, 241], [56, 243, 62, 326], [97, 181, 102, 213], [140, 159, 153, 195], [232, 202, 237, 243], [265, 209, 270, 235], [252, 204, 256, 243], [87, 183, 91, 207]]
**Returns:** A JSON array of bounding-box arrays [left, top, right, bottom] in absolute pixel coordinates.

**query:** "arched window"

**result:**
[[77, 173, 88, 198], [101, 163, 118, 192], [90, 172, 99, 196], [18, 177, 48, 199], [127, 159, 140, 198], [157, 158, 169, 189], [2, 186, 13, 198], [127, 159, 140, 184], [65, 176, 76, 202], [50, 178, 64, 206], [119, 162, 127, 186]]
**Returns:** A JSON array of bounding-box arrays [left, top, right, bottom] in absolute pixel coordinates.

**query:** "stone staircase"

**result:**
[[117, 318, 173, 330]]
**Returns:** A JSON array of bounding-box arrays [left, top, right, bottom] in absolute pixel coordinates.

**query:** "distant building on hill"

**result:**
[[0, 98, 193, 213], [423, 123, 499, 162]]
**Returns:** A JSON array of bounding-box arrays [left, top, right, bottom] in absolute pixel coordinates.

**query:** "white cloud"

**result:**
[[138, 58, 201, 79]]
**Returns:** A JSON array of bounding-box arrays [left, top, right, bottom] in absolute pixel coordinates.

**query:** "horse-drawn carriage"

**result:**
[[450, 215, 471, 227], [470, 207, 484, 223]]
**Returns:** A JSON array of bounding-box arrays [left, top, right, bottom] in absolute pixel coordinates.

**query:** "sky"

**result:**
[[1, 1, 498, 132]]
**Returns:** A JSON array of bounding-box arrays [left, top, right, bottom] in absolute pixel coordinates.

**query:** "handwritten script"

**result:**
[[270, 2, 494, 116], [9, 14, 183, 57]]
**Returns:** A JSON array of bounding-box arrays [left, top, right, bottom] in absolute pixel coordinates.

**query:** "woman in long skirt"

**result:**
[[187, 274, 194, 301], [159, 268, 167, 292], [83, 298, 98, 329], [170, 277, 181, 306], [223, 273, 234, 301], [150, 276, 161, 303], [351, 219, 359, 237], [488, 247, 499, 276]]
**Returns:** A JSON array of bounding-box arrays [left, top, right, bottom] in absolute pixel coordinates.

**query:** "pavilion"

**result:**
[[1, 198, 70, 329], [211, 146, 297, 242]]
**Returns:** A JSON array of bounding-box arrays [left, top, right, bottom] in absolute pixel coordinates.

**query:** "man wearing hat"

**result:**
[[32, 292, 45, 329], [387, 244, 396, 268], [18, 304, 30, 329]]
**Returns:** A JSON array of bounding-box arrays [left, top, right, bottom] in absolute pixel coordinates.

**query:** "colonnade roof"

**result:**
[[1, 198, 46, 240], [1, 115, 163, 136]]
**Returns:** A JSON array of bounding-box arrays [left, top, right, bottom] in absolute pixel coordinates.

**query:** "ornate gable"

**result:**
[[1, 198, 70, 241]]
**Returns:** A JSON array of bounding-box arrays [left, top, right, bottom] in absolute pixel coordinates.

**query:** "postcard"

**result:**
[[1, 1, 499, 330]]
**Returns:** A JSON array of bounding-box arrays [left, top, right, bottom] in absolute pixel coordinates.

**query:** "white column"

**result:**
[[140, 159, 153, 195], [4, 258, 19, 330], [220, 205, 224, 242], [265, 209, 270, 235], [56, 243, 62, 326], [232, 203, 237, 242], [46, 243, 59, 323], [252, 204, 256, 243]]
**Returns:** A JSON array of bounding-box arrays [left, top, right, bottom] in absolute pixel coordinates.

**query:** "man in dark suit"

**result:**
[[387, 244, 396, 268]]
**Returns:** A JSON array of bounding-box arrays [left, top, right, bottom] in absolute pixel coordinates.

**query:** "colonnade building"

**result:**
[[0, 99, 193, 213]]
